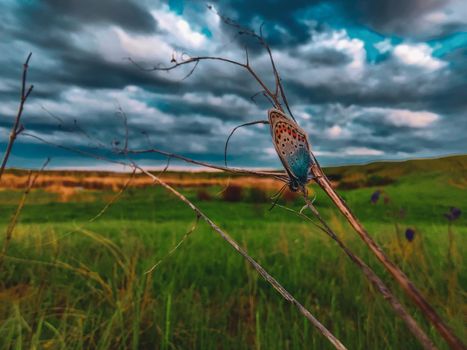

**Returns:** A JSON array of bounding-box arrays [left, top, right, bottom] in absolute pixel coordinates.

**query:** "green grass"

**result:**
[[0, 157, 466, 349]]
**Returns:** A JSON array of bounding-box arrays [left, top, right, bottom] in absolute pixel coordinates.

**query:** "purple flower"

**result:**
[[450, 207, 461, 220], [405, 228, 415, 242], [444, 207, 461, 222], [370, 190, 381, 204]]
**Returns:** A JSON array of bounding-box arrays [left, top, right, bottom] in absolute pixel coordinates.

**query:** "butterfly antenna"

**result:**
[[224, 120, 269, 166], [269, 183, 287, 211]]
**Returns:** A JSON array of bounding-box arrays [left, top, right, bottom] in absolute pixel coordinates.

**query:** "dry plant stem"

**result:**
[[127, 148, 288, 180], [88, 167, 136, 223], [145, 215, 200, 274], [0, 53, 34, 182], [0, 158, 50, 268], [137, 165, 347, 350], [130, 55, 285, 112], [213, 9, 296, 120], [300, 198, 438, 350], [22, 131, 287, 181], [310, 163, 466, 350]]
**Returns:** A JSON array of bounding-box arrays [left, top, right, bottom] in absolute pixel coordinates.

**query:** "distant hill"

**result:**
[[323, 155, 467, 189], [325, 154, 466, 176]]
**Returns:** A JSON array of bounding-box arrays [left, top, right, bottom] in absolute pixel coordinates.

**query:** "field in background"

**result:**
[[0, 155, 465, 349]]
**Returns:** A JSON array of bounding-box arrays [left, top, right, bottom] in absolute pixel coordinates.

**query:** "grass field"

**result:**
[[0, 156, 465, 349]]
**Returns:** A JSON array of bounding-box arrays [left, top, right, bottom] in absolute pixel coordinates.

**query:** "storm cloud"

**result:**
[[0, 0, 466, 169]]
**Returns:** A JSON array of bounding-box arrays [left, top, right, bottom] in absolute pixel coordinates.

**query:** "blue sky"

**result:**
[[0, 0, 466, 170]]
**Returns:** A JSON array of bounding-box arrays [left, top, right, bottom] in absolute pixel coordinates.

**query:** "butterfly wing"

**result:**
[[268, 109, 313, 186]]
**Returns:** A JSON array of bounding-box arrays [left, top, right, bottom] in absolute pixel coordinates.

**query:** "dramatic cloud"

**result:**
[[392, 43, 446, 71], [0, 0, 465, 169]]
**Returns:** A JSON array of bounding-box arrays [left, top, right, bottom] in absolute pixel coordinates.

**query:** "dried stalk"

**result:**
[[126, 148, 288, 181], [136, 164, 347, 350], [88, 167, 136, 223], [280, 197, 438, 350], [0, 53, 34, 182], [309, 163, 465, 350], [0, 158, 50, 268]]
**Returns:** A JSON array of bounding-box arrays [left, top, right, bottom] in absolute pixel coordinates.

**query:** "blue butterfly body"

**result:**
[[268, 108, 313, 191]]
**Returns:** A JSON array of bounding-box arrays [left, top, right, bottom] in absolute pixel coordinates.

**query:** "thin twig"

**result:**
[[224, 120, 269, 166], [41, 106, 108, 150], [0, 53, 34, 182], [126, 147, 288, 181], [21, 131, 288, 183], [116, 106, 129, 154], [39, 170, 137, 248], [88, 168, 137, 223], [129, 55, 274, 105], [145, 214, 200, 274], [213, 8, 296, 121], [21, 132, 128, 167], [136, 164, 347, 350]]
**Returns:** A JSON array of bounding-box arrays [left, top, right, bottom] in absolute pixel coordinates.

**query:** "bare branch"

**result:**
[[128, 54, 281, 110], [21, 129, 288, 183], [212, 8, 297, 121], [21, 132, 128, 168], [116, 105, 129, 154], [0, 53, 34, 182], [41, 105, 108, 150], [250, 90, 276, 108], [125, 147, 288, 181]]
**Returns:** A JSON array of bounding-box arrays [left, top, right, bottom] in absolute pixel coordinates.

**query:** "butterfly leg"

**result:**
[[269, 183, 287, 211], [224, 120, 269, 166]]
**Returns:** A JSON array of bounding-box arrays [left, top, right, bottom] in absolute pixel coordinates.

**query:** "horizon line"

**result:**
[[5, 153, 465, 174]]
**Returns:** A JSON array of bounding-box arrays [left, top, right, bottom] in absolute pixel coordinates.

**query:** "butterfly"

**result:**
[[268, 108, 314, 192]]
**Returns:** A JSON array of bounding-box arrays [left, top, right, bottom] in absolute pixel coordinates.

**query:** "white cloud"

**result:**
[[297, 111, 312, 120], [271, 29, 367, 88], [393, 43, 446, 71], [302, 29, 366, 77], [112, 27, 174, 61], [151, 6, 207, 49], [182, 92, 256, 111], [406, 0, 467, 37], [374, 39, 392, 54], [314, 147, 384, 157], [345, 147, 384, 156], [325, 125, 345, 139], [358, 107, 439, 128], [385, 109, 439, 128]]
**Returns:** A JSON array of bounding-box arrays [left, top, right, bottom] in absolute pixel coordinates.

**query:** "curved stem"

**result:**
[[224, 120, 269, 166]]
